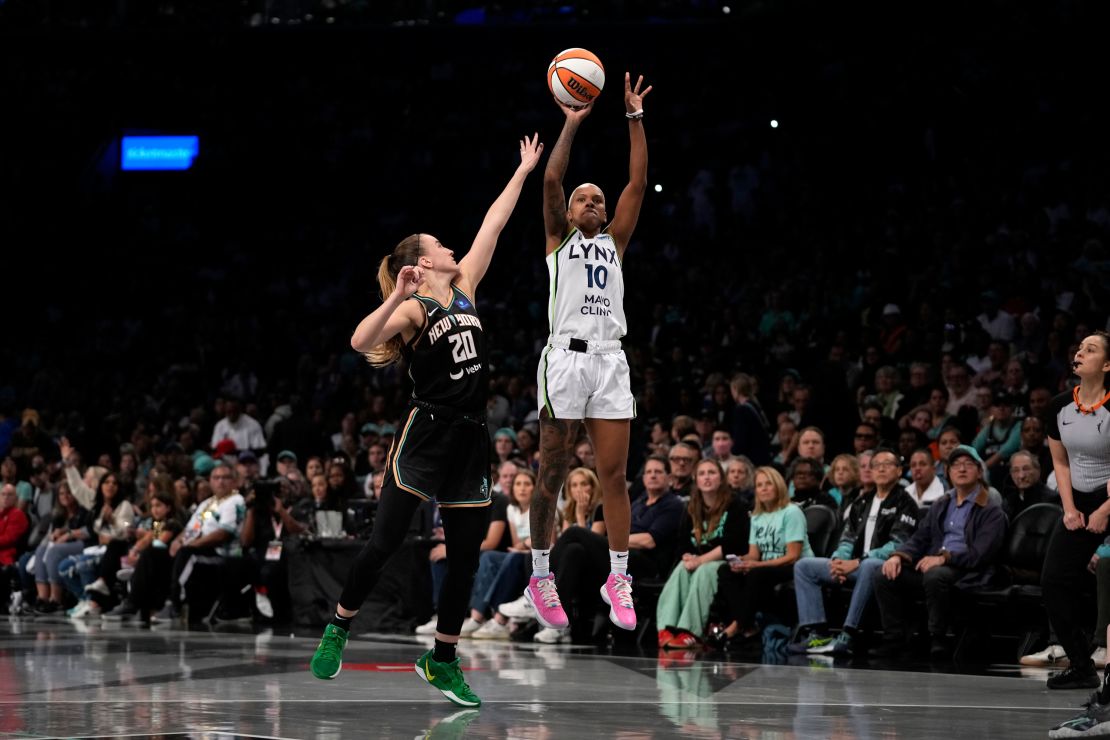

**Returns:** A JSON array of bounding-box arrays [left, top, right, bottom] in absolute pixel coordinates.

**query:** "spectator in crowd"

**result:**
[[788, 457, 837, 510], [729, 373, 771, 465], [493, 428, 518, 466], [1019, 416, 1053, 484], [852, 422, 880, 455], [973, 390, 1022, 473], [925, 386, 953, 439], [60, 471, 135, 617], [156, 462, 245, 623], [873, 445, 1007, 659], [934, 426, 963, 489], [8, 410, 57, 479], [977, 291, 1016, 343], [658, 459, 750, 650], [795, 427, 828, 470], [945, 363, 977, 416], [101, 489, 185, 622], [561, 467, 604, 534], [210, 397, 267, 460], [826, 453, 861, 511], [491, 461, 519, 497], [873, 366, 905, 419], [666, 441, 700, 498], [1000, 450, 1055, 521], [906, 448, 944, 508], [714, 467, 813, 646], [773, 418, 799, 467], [708, 427, 739, 469], [0, 484, 30, 608], [1028, 386, 1054, 422], [240, 478, 308, 622], [30, 483, 90, 613], [725, 456, 755, 503], [789, 448, 919, 657], [274, 450, 300, 478], [294, 474, 354, 537], [574, 439, 596, 471]]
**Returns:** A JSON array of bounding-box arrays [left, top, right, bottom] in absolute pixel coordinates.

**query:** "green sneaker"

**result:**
[[415, 650, 481, 707], [787, 632, 835, 655], [310, 623, 349, 680]]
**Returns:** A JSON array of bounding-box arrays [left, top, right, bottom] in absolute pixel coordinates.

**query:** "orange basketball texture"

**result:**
[[547, 48, 605, 107]]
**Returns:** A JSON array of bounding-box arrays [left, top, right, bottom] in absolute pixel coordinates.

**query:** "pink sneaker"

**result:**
[[600, 573, 636, 630], [523, 574, 568, 630]]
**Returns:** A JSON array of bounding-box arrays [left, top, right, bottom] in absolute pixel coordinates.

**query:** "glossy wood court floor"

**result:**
[[0, 618, 1092, 739]]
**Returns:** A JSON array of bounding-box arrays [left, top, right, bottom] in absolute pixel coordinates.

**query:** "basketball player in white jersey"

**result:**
[[524, 72, 652, 633]]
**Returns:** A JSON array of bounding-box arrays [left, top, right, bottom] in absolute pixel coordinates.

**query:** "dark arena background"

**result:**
[[4, 1, 1110, 738]]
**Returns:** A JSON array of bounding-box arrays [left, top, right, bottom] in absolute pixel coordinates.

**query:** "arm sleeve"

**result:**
[[216, 496, 245, 535], [831, 499, 861, 560], [998, 422, 1022, 461], [64, 466, 96, 510], [1046, 392, 1071, 441], [971, 426, 990, 455], [783, 505, 808, 543], [896, 500, 939, 561], [108, 501, 135, 539], [646, 497, 685, 548], [0, 511, 29, 548]]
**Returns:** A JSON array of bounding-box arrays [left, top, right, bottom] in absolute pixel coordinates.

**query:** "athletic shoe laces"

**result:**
[[612, 575, 633, 608], [318, 629, 343, 661], [536, 577, 562, 608]]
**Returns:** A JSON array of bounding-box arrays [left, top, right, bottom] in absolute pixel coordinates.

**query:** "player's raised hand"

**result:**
[[518, 133, 544, 173], [624, 72, 652, 114], [394, 265, 424, 299], [555, 97, 593, 123]]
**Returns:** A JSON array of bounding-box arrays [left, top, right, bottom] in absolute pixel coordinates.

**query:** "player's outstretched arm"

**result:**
[[350, 266, 423, 353], [607, 72, 652, 257], [457, 134, 543, 295], [543, 100, 592, 254]]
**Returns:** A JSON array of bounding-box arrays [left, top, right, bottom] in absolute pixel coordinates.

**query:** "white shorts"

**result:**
[[537, 336, 635, 420]]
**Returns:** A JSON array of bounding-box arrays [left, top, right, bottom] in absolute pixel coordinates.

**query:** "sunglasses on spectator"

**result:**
[[869, 461, 898, 470]]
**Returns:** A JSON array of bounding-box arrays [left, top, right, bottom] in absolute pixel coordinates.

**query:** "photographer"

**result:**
[[241, 478, 307, 622], [293, 474, 357, 538]]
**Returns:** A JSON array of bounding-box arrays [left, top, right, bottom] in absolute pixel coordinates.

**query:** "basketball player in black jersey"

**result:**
[[309, 134, 543, 708]]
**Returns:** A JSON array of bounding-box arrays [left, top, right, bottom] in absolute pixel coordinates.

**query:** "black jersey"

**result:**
[[402, 285, 488, 413]]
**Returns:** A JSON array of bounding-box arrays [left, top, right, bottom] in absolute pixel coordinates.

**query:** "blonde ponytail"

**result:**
[[364, 234, 423, 367]]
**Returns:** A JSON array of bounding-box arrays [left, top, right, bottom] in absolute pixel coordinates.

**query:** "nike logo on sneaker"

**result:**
[[424, 662, 436, 682]]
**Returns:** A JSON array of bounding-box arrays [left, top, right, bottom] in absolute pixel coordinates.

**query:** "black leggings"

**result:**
[[338, 487, 488, 638], [717, 563, 795, 628], [1042, 488, 1108, 670]]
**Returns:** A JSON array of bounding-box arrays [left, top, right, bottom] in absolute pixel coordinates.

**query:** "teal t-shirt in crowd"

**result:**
[[749, 503, 813, 560]]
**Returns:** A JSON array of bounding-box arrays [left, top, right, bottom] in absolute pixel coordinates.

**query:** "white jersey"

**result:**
[[546, 228, 627, 341]]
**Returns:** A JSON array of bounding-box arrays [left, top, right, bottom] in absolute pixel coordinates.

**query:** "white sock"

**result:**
[[610, 550, 629, 576], [531, 549, 551, 578]]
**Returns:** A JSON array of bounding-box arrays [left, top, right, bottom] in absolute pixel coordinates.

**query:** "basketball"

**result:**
[[547, 48, 605, 109]]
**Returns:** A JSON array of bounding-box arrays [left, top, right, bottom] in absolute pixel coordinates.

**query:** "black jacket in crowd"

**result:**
[[830, 485, 919, 561]]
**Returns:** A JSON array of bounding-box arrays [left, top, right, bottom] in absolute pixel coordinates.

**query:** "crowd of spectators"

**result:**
[[2, 3, 1109, 660]]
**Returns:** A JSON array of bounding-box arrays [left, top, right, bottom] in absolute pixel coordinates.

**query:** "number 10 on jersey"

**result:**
[[584, 263, 608, 289]]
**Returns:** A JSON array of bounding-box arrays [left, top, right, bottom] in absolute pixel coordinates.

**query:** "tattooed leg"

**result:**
[[531, 409, 581, 550]]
